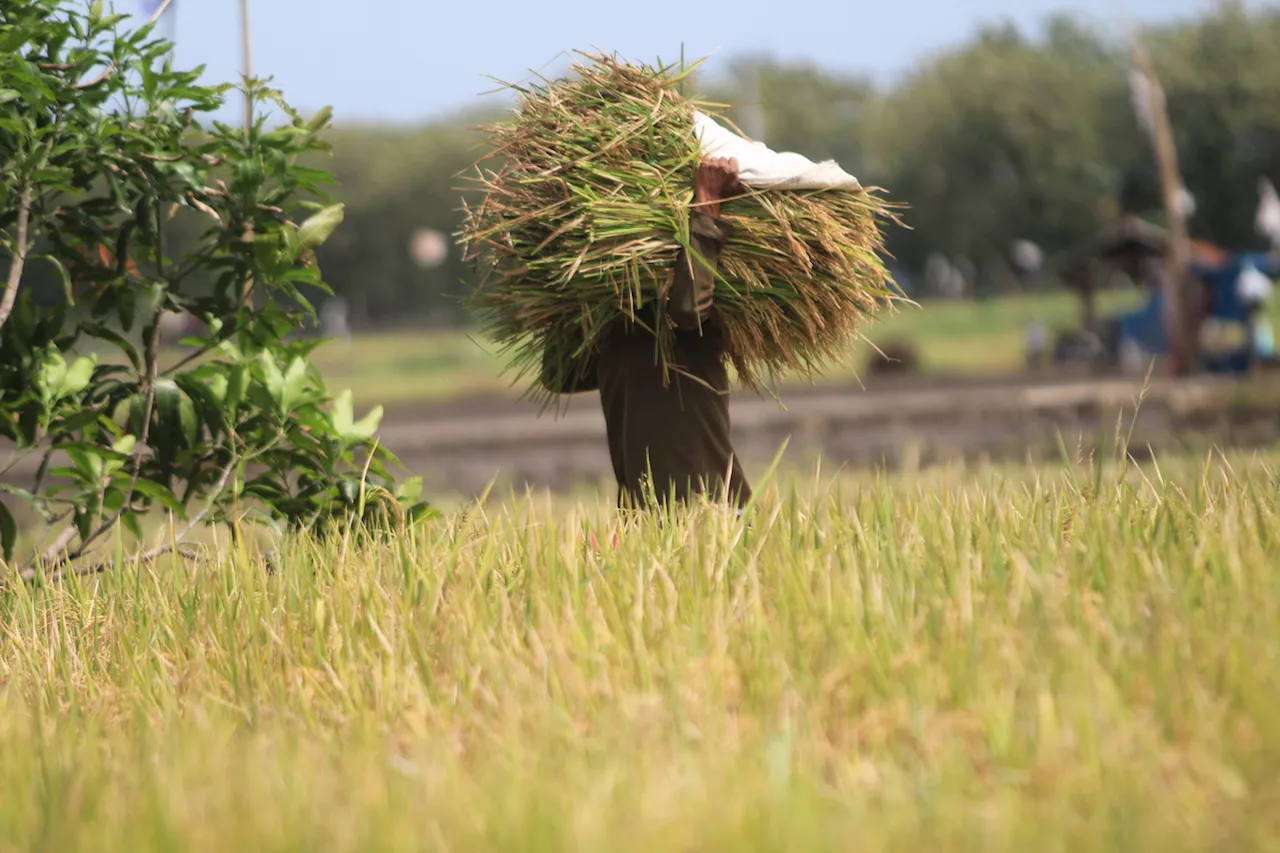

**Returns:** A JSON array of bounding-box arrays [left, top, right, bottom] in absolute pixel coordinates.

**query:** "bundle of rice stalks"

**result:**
[[459, 51, 904, 402]]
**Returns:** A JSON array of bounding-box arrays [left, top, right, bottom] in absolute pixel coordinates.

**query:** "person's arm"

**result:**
[[666, 212, 734, 331], [665, 158, 740, 332]]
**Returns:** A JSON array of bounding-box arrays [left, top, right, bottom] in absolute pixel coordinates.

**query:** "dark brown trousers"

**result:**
[[596, 325, 751, 510]]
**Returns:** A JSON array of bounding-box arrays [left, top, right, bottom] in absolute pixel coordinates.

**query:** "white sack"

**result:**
[[1238, 260, 1274, 305], [1256, 178, 1280, 247], [693, 111, 862, 191]]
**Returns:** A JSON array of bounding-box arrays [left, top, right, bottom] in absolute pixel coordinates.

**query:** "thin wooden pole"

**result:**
[[239, 0, 255, 303], [240, 0, 253, 134], [1132, 38, 1196, 377]]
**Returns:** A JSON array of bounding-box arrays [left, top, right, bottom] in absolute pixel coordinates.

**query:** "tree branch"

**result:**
[[70, 0, 174, 91], [146, 457, 238, 553], [161, 343, 215, 377], [0, 187, 33, 333], [148, 0, 175, 24], [73, 68, 115, 90], [34, 523, 79, 568], [20, 544, 201, 585], [19, 450, 239, 584], [10, 505, 78, 579], [58, 200, 170, 561]]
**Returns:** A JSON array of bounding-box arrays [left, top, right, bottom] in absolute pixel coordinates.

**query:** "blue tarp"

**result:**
[[1116, 252, 1279, 373]]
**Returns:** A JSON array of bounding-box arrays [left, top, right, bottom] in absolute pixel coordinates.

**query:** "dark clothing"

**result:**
[[541, 211, 751, 509]]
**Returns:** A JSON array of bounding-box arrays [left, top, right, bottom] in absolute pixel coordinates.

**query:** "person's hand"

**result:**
[[694, 157, 741, 217]]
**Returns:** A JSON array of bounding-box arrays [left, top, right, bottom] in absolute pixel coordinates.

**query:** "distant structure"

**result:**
[[319, 295, 351, 341]]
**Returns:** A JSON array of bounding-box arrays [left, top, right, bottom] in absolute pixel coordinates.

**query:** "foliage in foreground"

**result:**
[[1, 452, 1278, 851], [460, 51, 900, 401], [0, 0, 428, 577]]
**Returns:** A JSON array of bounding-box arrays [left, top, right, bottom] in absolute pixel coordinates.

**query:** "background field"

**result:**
[[311, 289, 1150, 407], [3, 450, 1278, 852]]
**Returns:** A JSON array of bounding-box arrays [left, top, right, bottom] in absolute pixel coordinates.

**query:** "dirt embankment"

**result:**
[[377, 371, 1280, 498], [5, 371, 1277, 502]]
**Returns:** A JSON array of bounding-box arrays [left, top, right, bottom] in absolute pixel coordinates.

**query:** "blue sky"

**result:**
[[145, 0, 1222, 124]]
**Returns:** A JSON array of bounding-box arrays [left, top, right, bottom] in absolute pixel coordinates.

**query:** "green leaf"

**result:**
[[127, 392, 149, 435], [208, 374, 229, 405], [294, 203, 345, 252], [217, 338, 243, 361], [332, 389, 355, 436], [33, 255, 75, 305], [350, 404, 384, 440], [305, 105, 333, 132], [409, 503, 442, 524], [0, 502, 16, 562], [152, 379, 200, 451], [102, 486, 125, 514], [282, 357, 309, 413], [245, 382, 277, 417], [38, 351, 67, 403], [112, 435, 137, 455], [176, 374, 227, 438], [74, 505, 95, 543], [395, 476, 423, 502], [337, 475, 360, 505], [259, 353, 285, 412], [65, 446, 104, 480], [179, 392, 200, 447], [332, 388, 382, 441], [118, 288, 137, 332], [81, 322, 141, 370], [129, 479, 184, 514], [0, 89, 20, 106], [121, 511, 142, 541], [225, 363, 248, 411], [62, 356, 97, 398]]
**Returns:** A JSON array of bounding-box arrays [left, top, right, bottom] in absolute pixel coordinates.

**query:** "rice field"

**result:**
[[3, 448, 1279, 851]]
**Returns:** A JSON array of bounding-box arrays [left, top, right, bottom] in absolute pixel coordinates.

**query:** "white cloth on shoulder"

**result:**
[[693, 111, 862, 191]]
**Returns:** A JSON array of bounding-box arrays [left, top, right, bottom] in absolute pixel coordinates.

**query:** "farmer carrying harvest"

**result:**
[[538, 156, 750, 510]]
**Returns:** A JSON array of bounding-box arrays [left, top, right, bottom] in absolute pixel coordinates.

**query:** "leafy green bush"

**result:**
[[0, 0, 431, 578]]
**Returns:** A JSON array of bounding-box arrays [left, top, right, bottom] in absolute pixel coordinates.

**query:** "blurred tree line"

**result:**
[[157, 1, 1280, 325]]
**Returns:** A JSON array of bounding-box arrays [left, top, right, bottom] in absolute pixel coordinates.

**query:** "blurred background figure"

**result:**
[[925, 253, 965, 300], [1024, 318, 1048, 370], [1011, 239, 1044, 291], [320, 295, 352, 342]]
